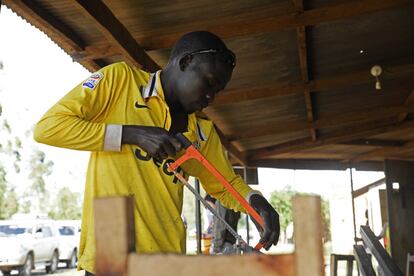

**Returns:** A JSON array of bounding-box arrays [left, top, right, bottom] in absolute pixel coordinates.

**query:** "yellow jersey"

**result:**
[[34, 62, 254, 273]]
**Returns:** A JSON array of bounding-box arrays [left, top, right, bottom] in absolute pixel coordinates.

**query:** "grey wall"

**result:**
[[384, 159, 414, 272]]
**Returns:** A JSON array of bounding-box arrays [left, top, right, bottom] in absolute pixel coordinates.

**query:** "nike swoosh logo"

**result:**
[[135, 101, 149, 109]]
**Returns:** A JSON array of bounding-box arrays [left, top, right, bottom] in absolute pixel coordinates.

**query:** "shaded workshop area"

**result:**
[[2, 0, 414, 275]]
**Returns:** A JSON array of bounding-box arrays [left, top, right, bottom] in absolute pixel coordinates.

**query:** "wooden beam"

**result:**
[[72, 0, 160, 72], [95, 196, 135, 276], [78, 0, 413, 52], [293, 196, 324, 276], [3, 0, 101, 72], [213, 63, 414, 106], [249, 118, 414, 159], [349, 140, 414, 162], [214, 125, 247, 166], [352, 178, 385, 198], [341, 139, 405, 148], [229, 103, 414, 142], [397, 89, 414, 123], [128, 254, 294, 276], [293, 0, 317, 142]]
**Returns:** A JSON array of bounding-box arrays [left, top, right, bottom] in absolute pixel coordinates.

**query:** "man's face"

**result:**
[[175, 56, 233, 114]]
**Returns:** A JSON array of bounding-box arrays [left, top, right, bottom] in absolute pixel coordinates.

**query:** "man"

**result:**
[[34, 31, 280, 274]]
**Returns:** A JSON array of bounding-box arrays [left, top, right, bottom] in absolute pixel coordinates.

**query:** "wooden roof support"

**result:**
[[3, 0, 101, 72], [397, 89, 414, 123], [341, 139, 405, 148], [229, 103, 414, 142], [348, 140, 414, 163], [293, 0, 317, 142], [248, 118, 414, 159], [214, 63, 414, 106], [72, 0, 160, 72], [352, 178, 385, 198]]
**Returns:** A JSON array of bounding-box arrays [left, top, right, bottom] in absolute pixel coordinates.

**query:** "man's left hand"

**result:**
[[249, 194, 280, 250]]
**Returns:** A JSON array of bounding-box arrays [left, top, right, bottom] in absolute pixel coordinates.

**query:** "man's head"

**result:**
[[163, 31, 236, 114]]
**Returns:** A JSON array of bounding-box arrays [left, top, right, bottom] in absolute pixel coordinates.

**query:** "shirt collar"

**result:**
[[141, 70, 165, 101]]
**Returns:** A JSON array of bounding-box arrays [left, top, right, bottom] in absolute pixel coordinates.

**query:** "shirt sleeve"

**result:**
[[186, 120, 257, 213], [33, 63, 126, 152]]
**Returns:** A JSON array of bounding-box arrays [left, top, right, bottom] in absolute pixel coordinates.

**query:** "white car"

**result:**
[[55, 220, 80, 268], [0, 219, 60, 276]]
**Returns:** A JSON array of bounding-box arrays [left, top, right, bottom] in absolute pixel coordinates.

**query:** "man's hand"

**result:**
[[122, 125, 182, 160], [249, 194, 280, 250]]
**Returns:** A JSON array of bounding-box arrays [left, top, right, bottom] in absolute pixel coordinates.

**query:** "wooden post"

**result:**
[[293, 195, 325, 276], [95, 196, 135, 276]]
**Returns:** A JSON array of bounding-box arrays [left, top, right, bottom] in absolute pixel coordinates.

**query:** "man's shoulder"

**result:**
[[100, 62, 150, 79]]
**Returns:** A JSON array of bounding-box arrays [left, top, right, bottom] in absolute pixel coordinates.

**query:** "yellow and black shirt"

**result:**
[[34, 62, 256, 273]]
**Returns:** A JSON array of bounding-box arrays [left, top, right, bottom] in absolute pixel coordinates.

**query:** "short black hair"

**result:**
[[170, 31, 228, 60]]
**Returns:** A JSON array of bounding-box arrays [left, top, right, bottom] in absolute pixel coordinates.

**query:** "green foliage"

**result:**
[[29, 150, 53, 194], [269, 187, 331, 242], [0, 166, 19, 219], [48, 187, 81, 220]]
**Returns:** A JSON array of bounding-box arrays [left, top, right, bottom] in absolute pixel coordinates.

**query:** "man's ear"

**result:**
[[179, 55, 193, 71]]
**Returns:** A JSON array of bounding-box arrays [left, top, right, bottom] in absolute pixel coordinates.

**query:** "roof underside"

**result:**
[[4, 0, 414, 171]]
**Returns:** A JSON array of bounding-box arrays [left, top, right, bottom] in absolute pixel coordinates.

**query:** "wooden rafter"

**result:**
[[214, 125, 247, 166], [213, 63, 414, 106], [348, 140, 414, 162], [229, 103, 414, 142], [3, 0, 101, 71], [71, 0, 413, 56], [248, 118, 414, 159], [72, 0, 160, 72], [397, 89, 414, 123], [341, 139, 405, 148], [293, 0, 316, 141]]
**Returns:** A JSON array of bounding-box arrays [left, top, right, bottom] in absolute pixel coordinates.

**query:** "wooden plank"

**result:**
[[127, 254, 294, 276], [360, 225, 404, 276], [292, 0, 316, 141], [397, 89, 414, 123], [3, 0, 101, 72], [353, 245, 376, 276], [297, 26, 317, 141], [72, 0, 159, 72], [249, 118, 414, 159], [293, 195, 325, 276], [213, 63, 414, 106], [80, 0, 413, 52], [229, 103, 414, 142], [214, 125, 247, 166], [352, 178, 385, 198], [95, 196, 135, 276]]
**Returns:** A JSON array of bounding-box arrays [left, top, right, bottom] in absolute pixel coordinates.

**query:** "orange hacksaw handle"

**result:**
[[169, 142, 265, 250]]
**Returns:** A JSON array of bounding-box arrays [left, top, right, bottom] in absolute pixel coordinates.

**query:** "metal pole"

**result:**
[[243, 167, 250, 245], [195, 178, 202, 254], [246, 215, 250, 245], [350, 168, 358, 244]]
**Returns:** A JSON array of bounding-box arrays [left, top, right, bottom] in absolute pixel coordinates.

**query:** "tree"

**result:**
[[24, 149, 54, 213], [269, 187, 331, 242], [48, 187, 81, 220], [0, 164, 19, 219]]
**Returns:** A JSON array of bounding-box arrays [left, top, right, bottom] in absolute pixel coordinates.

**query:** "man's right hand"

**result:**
[[122, 125, 182, 160]]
